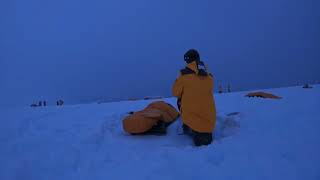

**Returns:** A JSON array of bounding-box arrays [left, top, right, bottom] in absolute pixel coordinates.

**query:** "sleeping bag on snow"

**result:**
[[122, 101, 179, 134]]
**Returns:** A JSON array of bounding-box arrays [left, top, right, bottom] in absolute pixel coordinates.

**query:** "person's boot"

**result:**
[[193, 132, 213, 146]]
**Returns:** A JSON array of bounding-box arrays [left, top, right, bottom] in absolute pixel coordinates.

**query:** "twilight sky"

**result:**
[[0, 0, 319, 107]]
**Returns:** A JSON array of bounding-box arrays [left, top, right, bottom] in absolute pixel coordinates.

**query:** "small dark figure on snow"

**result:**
[[219, 85, 223, 94], [43, 101, 47, 106], [57, 99, 64, 106], [38, 101, 42, 107], [227, 84, 231, 93]]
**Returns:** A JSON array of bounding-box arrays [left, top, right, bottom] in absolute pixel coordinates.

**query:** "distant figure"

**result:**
[[219, 85, 223, 94], [30, 103, 38, 107], [57, 99, 64, 106], [39, 101, 42, 107], [303, 84, 313, 89], [172, 49, 216, 146], [43, 101, 47, 106], [227, 84, 231, 93]]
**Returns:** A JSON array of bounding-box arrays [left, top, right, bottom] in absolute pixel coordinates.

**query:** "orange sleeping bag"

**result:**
[[123, 101, 179, 134]]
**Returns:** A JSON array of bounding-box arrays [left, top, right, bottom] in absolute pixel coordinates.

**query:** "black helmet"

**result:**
[[184, 49, 200, 63]]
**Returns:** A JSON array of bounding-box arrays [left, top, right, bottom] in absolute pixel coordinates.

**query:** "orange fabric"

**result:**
[[245, 92, 282, 99], [123, 101, 179, 134], [145, 101, 179, 123], [123, 114, 158, 134], [172, 61, 216, 133]]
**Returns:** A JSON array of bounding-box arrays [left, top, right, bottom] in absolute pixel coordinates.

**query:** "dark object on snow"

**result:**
[[143, 96, 163, 100], [219, 85, 223, 94], [194, 132, 213, 146], [303, 84, 313, 89], [245, 92, 282, 99], [31, 101, 47, 107], [227, 84, 231, 93], [57, 99, 64, 106], [182, 124, 213, 146], [144, 121, 167, 135], [227, 112, 241, 116], [132, 121, 169, 136]]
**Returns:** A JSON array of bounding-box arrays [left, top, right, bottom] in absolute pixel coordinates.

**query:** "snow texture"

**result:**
[[0, 85, 320, 180]]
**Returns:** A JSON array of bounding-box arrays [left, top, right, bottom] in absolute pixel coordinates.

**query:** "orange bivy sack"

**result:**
[[122, 101, 179, 134]]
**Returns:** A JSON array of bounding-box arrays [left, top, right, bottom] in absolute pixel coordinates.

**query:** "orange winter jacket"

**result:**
[[123, 101, 179, 134], [172, 61, 216, 133]]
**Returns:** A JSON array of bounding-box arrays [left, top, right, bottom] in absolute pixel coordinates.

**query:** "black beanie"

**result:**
[[184, 49, 200, 64]]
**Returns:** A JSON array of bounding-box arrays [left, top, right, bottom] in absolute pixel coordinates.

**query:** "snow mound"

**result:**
[[0, 85, 320, 180]]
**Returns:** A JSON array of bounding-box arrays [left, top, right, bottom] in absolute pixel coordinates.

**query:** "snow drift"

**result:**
[[0, 85, 319, 180]]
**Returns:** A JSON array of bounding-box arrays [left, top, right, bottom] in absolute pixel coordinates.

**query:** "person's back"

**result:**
[[172, 49, 216, 146]]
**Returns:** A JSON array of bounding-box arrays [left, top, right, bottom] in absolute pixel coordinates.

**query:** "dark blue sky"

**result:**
[[1, 0, 319, 106]]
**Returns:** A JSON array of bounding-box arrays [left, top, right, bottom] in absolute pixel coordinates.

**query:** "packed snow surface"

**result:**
[[1, 85, 319, 180]]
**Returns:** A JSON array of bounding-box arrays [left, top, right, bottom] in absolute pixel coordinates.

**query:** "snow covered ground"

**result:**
[[1, 85, 319, 180]]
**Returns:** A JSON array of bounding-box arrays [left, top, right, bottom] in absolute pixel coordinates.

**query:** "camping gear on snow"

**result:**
[[173, 49, 216, 146], [122, 101, 179, 135], [245, 92, 282, 99]]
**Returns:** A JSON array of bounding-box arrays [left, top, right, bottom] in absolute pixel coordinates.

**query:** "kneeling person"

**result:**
[[172, 49, 217, 146]]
